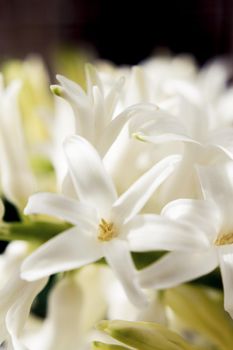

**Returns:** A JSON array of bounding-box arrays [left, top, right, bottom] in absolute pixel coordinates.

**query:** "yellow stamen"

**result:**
[[214, 232, 233, 246], [97, 218, 117, 242]]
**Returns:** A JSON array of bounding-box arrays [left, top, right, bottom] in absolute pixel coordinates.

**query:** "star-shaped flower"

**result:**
[[135, 161, 233, 318], [21, 135, 180, 307]]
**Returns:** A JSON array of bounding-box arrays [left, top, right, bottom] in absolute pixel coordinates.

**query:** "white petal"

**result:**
[[85, 64, 104, 98], [56, 75, 86, 98], [21, 227, 102, 281], [218, 246, 233, 318], [104, 239, 147, 307], [199, 59, 230, 100], [162, 199, 221, 241], [24, 192, 97, 228], [92, 85, 105, 141], [152, 144, 203, 209], [56, 75, 94, 141], [136, 131, 198, 145], [64, 135, 117, 216], [111, 154, 181, 224], [124, 66, 148, 105], [104, 76, 125, 121], [127, 214, 209, 252], [138, 250, 218, 289], [129, 108, 198, 145], [98, 103, 156, 156], [197, 162, 233, 233], [208, 128, 233, 160]]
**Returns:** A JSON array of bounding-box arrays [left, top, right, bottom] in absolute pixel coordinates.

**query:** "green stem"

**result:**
[[0, 221, 72, 243]]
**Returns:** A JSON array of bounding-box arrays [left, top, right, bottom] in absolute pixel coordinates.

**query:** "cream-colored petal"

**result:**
[[139, 250, 218, 289], [21, 227, 102, 281]]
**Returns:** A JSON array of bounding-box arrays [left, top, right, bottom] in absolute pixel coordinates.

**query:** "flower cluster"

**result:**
[[0, 54, 233, 349]]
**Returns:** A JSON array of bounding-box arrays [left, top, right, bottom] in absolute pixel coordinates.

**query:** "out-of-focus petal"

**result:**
[[218, 246, 233, 318]]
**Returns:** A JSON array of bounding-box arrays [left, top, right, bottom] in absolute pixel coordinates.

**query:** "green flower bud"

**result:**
[[50, 85, 64, 97], [92, 341, 128, 350], [96, 320, 202, 350], [164, 284, 233, 350]]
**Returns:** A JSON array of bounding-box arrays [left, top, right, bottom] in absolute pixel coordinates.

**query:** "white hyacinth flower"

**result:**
[[21, 135, 180, 307], [50, 66, 159, 197], [52, 66, 157, 158], [130, 95, 233, 210], [135, 161, 233, 318]]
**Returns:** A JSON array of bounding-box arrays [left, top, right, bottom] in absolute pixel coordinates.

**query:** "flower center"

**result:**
[[214, 232, 233, 246], [97, 218, 117, 242]]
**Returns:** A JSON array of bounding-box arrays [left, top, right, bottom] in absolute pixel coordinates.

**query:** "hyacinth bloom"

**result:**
[[1, 52, 233, 349], [51, 67, 153, 157], [129, 94, 233, 210], [21, 135, 180, 307], [50, 67, 158, 195], [134, 161, 233, 318]]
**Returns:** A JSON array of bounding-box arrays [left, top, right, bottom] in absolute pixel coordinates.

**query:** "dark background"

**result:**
[[0, 0, 232, 66]]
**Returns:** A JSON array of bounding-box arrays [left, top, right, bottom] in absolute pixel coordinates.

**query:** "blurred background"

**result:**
[[0, 0, 232, 67]]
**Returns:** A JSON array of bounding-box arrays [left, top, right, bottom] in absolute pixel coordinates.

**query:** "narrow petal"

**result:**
[[161, 198, 221, 241], [135, 131, 198, 145], [21, 227, 103, 281], [111, 154, 181, 224], [64, 135, 117, 216], [56, 75, 86, 97], [127, 214, 209, 252], [124, 66, 148, 105], [24, 192, 97, 228], [208, 128, 233, 160], [151, 150, 201, 209], [218, 246, 233, 318], [129, 108, 198, 145], [98, 103, 156, 156], [56, 75, 94, 141], [138, 250, 218, 289], [104, 240, 147, 307], [105, 76, 125, 121], [92, 85, 105, 140], [197, 162, 233, 233], [85, 64, 104, 98]]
